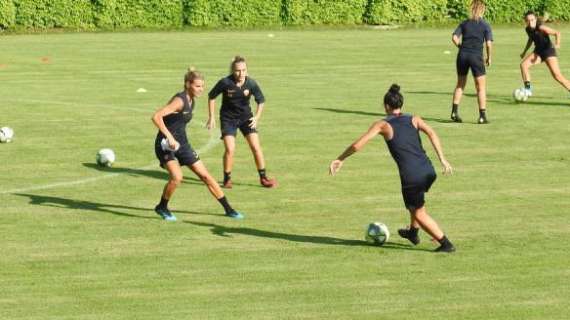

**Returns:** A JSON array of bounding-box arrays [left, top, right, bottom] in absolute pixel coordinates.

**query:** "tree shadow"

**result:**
[[186, 221, 430, 251], [82, 163, 263, 188], [15, 193, 218, 220]]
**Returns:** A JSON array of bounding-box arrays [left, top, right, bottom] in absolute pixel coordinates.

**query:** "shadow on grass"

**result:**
[[82, 163, 263, 188], [15, 193, 218, 220], [187, 221, 430, 251], [408, 90, 569, 107], [313, 107, 455, 124]]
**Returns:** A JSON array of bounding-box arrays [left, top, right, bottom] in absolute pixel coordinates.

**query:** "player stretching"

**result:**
[[330, 85, 456, 253], [207, 56, 277, 189], [152, 69, 243, 221], [520, 11, 570, 97], [450, 0, 493, 124]]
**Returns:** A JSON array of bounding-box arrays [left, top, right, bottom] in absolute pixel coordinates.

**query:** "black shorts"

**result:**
[[154, 139, 200, 167], [401, 173, 437, 210], [456, 51, 486, 77], [220, 117, 257, 138], [535, 47, 557, 61]]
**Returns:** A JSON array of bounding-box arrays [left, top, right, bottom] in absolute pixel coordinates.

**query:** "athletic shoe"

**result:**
[[434, 243, 456, 253], [225, 210, 244, 219], [222, 179, 233, 189], [478, 117, 489, 124], [450, 112, 462, 123], [260, 177, 278, 188], [398, 228, 420, 245], [154, 205, 177, 222]]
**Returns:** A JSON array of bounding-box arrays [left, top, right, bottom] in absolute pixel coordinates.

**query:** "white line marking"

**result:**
[[0, 133, 220, 195]]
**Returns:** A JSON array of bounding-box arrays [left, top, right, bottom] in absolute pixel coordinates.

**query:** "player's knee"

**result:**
[[170, 175, 183, 186]]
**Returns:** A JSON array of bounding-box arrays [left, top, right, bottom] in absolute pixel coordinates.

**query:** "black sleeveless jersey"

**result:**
[[156, 91, 194, 143], [526, 24, 553, 52], [384, 114, 435, 187]]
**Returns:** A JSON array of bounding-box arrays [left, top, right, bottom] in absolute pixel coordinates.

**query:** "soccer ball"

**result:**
[[513, 88, 528, 102], [96, 148, 115, 167], [365, 222, 390, 245], [160, 138, 179, 152], [0, 127, 14, 143]]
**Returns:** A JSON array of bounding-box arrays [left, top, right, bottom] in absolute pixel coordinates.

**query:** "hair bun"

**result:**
[[389, 84, 401, 94], [188, 66, 196, 72]]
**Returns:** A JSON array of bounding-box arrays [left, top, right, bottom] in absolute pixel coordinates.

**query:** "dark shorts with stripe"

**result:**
[[220, 116, 257, 138], [401, 172, 437, 211], [535, 47, 557, 61], [155, 139, 200, 168], [456, 51, 486, 77]]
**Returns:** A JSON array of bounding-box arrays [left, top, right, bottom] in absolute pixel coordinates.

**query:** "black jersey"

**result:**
[[156, 91, 194, 143], [208, 75, 265, 120], [526, 23, 553, 52], [384, 114, 435, 188], [453, 19, 493, 55]]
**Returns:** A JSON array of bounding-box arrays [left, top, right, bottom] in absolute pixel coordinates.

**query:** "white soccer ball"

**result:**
[[365, 222, 390, 246], [513, 88, 528, 102], [96, 148, 115, 167], [160, 138, 179, 152], [0, 127, 14, 143]]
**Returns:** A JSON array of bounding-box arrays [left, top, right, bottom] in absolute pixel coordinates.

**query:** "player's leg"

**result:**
[[474, 75, 488, 124], [189, 160, 243, 219], [222, 135, 236, 188], [451, 75, 467, 122], [520, 53, 541, 95], [398, 214, 421, 245], [411, 205, 455, 253], [544, 56, 570, 91], [244, 132, 277, 188], [155, 160, 183, 221], [451, 52, 469, 122]]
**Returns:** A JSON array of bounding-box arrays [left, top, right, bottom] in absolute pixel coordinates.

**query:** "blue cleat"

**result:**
[[225, 210, 244, 219], [155, 205, 177, 222]]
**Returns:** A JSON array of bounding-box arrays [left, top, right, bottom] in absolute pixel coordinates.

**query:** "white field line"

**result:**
[[0, 134, 220, 195]]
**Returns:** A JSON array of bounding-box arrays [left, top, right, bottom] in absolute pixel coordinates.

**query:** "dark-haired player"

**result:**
[[450, 0, 493, 124], [207, 56, 277, 189], [520, 11, 570, 96], [330, 84, 456, 253], [152, 69, 243, 221]]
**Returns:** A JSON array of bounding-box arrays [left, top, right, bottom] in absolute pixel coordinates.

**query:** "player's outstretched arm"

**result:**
[[540, 25, 561, 48], [414, 116, 453, 175], [329, 121, 384, 176], [152, 97, 184, 150]]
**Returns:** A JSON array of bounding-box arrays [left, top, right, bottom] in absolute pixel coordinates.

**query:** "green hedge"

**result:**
[[447, 0, 544, 23], [12, 0, 93, 29], [365, 0, 448, 25], [92, 0, 183, 29], [3, 0, 570, 31], [185, 0, 281, 27], [0, 0, 16, 29], [544, 0, 570, 21], [283, 0, 368, 25]]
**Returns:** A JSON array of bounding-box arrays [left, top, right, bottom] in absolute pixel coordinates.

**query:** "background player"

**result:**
[[330, 84, 455, 253], [520, 11, 570, 96], [152, 69, 243, 221], [450, 0, 493, 124], [207, 56, 277, 189]]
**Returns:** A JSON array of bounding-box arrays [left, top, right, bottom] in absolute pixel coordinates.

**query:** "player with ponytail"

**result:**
[[330, 84, 456, 253]]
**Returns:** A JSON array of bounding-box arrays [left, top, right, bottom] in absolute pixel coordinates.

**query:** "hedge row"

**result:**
[[1, 0, 570, 30]]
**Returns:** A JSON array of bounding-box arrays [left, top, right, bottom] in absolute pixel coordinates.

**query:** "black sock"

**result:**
[[409, 226, 419, 236], [258, 169, 267, 179], [223, 171, 231, 183], [158, 197, 169, 209], [217, 196, 234, 214], [524, 81, 531, 89], [479, 109, 486, 118], [452, 104, 459, 114], [438, 235, 453, 247]]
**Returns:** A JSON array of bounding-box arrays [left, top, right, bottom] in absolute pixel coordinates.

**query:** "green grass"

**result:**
[[1, 26, 569, 319]]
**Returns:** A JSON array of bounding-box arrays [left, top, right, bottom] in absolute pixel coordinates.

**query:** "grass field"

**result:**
[[1, 26, 569, 319]]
